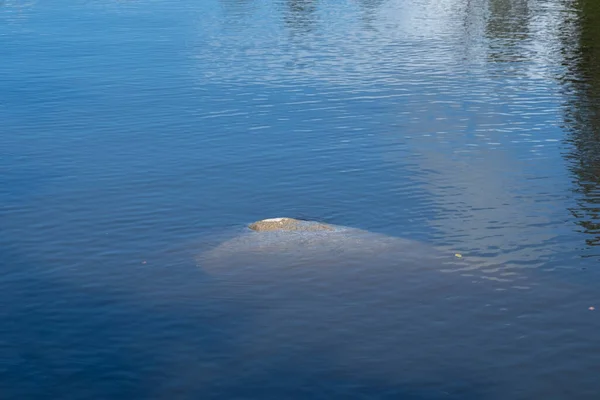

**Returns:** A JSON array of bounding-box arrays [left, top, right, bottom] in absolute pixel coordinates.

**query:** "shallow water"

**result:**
[[2, 0, 600, 398]]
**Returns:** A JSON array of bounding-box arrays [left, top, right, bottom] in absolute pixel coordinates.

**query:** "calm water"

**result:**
[[2, 0, 600, 398]]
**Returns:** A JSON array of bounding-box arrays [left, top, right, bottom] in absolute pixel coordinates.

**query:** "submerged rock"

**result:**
[[248, 217, 334, 232], [197, 218, 517, 294], [199, 218, 446, 272]]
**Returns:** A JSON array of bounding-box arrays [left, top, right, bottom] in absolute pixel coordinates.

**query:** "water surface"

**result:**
[[2, 0, 600, 398]]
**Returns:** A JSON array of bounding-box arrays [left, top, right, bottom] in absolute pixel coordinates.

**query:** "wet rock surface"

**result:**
[[248, 218, 335, 232]]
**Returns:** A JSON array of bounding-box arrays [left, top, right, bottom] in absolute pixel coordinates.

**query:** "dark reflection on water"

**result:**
[[284, 0, 318, 33], [485, 0, 531, 64], [357, 0, 386, 29], [561, 0, 600, 253], [3, 0, 600, 398]]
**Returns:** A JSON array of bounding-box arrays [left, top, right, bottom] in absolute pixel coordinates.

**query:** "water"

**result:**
[[2, 0, 600, 398]]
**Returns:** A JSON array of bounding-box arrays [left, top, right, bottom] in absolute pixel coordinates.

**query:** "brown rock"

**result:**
[[248, 217, 334, 232]]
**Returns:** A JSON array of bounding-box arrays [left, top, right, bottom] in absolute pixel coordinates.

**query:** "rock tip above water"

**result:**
[[248, 217, 335, 232]]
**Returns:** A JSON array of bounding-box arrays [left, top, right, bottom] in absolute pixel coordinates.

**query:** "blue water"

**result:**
[[2, 0, 600, 398]]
